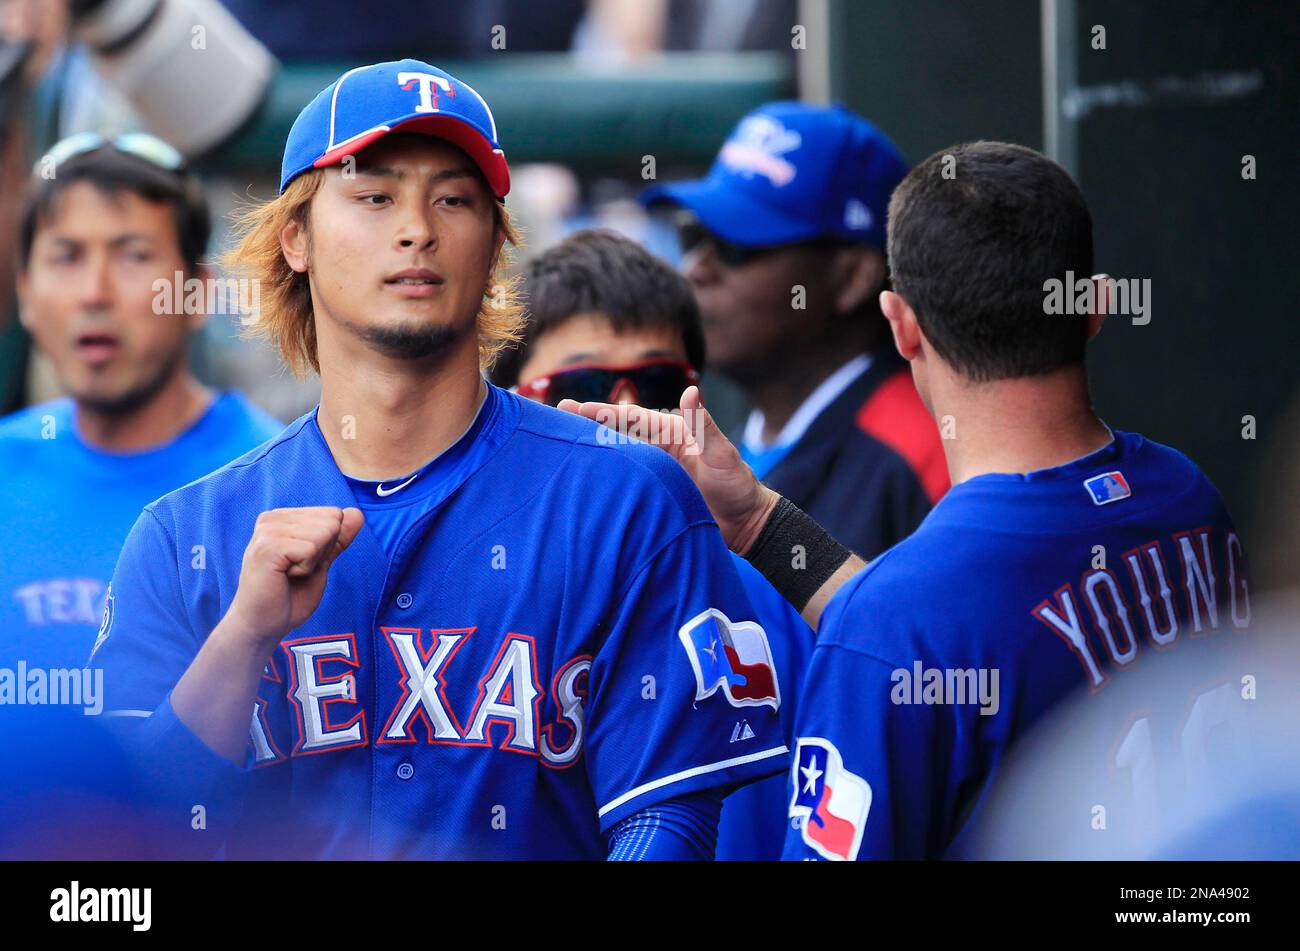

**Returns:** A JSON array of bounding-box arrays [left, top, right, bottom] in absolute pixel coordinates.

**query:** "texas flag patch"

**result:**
[[790, 737, 871, 861], [1084, 470, 1132, 506], [678, 608, 779, 710]]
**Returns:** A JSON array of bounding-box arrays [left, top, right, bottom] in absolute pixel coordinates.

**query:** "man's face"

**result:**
[[518, 313, 689, 408], [18, 182, 197, 413], [299, 135, 503, 362], [683, 237, 840, 385]]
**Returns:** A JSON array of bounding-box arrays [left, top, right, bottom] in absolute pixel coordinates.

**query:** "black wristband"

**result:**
[[742, 496, 852, 613]]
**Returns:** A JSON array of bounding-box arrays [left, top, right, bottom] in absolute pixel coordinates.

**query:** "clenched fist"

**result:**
[[225, 506, 365, 649]]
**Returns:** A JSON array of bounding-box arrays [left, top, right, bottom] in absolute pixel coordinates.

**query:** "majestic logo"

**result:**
[[730, 720, 756, 743], [1084, 470, 1131, 505], [718, 115, 801, 187], [789, 737, 871, 861], [678, 609, 779, 710], [88, 585, 114, 663]]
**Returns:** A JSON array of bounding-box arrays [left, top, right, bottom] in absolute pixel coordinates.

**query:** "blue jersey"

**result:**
[[782, 430, 1250, 861], [717, 555, 813, 860], [344, 392, 813, 862], [93, 384, 788, 859], [0, 393, 281, 671], [958, 599, 1288, 859]]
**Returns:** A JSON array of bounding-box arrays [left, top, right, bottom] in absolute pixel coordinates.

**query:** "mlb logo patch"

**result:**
[[1084, 470, 1131, 506], [678, 608, 780, 710], [790, 737, 871, 861]]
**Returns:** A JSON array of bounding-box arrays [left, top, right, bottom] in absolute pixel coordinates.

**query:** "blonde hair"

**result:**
[[222, 168, 525, 377]]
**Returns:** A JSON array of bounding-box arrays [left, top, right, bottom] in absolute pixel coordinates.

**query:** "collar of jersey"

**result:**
[[57, 392, 234, 474], [955, 424, 1124, 487], [742, 353, 873, 453], [313, 381, 512, 510], [919, 426, 1137, 534]]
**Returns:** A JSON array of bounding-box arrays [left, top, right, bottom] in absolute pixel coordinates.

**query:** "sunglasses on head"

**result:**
[[33, 131, 186, 179], [517, 359, 700, 410]]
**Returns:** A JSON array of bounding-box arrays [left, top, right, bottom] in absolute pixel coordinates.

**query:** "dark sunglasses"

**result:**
[[674, 213, 776, 267], [674, 210, 851, 268], [517, 359, 700, 410]]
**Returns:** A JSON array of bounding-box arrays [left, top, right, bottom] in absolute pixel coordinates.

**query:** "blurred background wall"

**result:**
[[821, 0, 1296, 582]]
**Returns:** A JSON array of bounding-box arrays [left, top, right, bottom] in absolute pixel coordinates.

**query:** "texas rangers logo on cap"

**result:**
[[279, 59, 510, 197], [678, 608, 779, 710], [789, 736, 872, 861], [1084, 470, 1132, 505]]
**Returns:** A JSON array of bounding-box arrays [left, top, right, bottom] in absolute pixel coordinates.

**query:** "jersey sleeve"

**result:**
[[781, 636, 970, 861], [584, 522, 790, 832], [606, 790, 724, 860], [91, 506, 249, 852]]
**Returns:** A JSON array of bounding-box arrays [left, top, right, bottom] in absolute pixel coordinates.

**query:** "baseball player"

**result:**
[[91, 60, 786, 860], [563, 142, 1252, 860], [0, 134, 280, 673]]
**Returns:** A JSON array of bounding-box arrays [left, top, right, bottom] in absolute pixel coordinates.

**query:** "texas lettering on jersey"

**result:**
[[249, 627, 592, 768]]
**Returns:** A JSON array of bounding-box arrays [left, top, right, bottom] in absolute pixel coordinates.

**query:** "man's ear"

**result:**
[[15, 267, 30, 332], [833, 246, 886, 316], [280, 216, 310, 274], [880, 288, 923, 361], [185, 263, 216, 329], [488, 224, 507, 276], [1086, 273, 1110, 341]]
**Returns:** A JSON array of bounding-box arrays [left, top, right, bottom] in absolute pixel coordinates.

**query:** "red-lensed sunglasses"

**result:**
[[516, 359, 700, 410]]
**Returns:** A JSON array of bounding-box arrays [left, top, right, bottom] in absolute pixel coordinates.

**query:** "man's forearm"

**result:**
[[170, 616, 273, 765], [800, 554, 865, 628], [742, 494, 864, 629]]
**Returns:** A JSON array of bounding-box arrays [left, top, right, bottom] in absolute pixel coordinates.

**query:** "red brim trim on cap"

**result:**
[[312, 114, 510, 198]]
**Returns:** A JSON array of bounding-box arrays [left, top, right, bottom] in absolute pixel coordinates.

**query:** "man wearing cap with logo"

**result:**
[[90, 60, 789, 860], [644, 103, 948, 559]]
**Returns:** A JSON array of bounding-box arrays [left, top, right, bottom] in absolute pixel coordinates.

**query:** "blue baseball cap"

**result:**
[[642, 101, 907, 249], [279, 59, 509, 197]]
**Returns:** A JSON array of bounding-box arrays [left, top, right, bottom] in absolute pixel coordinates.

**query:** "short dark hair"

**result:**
[[492, 229, 705, 387], [19, 146, 211, 274], [886, 141, 1094, 381]]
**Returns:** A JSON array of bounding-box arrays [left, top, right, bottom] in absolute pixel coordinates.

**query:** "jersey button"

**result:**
[[397, 762, 414, 781], [395, 592, 413, 610]]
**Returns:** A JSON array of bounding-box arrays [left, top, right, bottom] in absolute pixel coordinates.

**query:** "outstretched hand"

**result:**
[[558, 386, 779, 554]]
